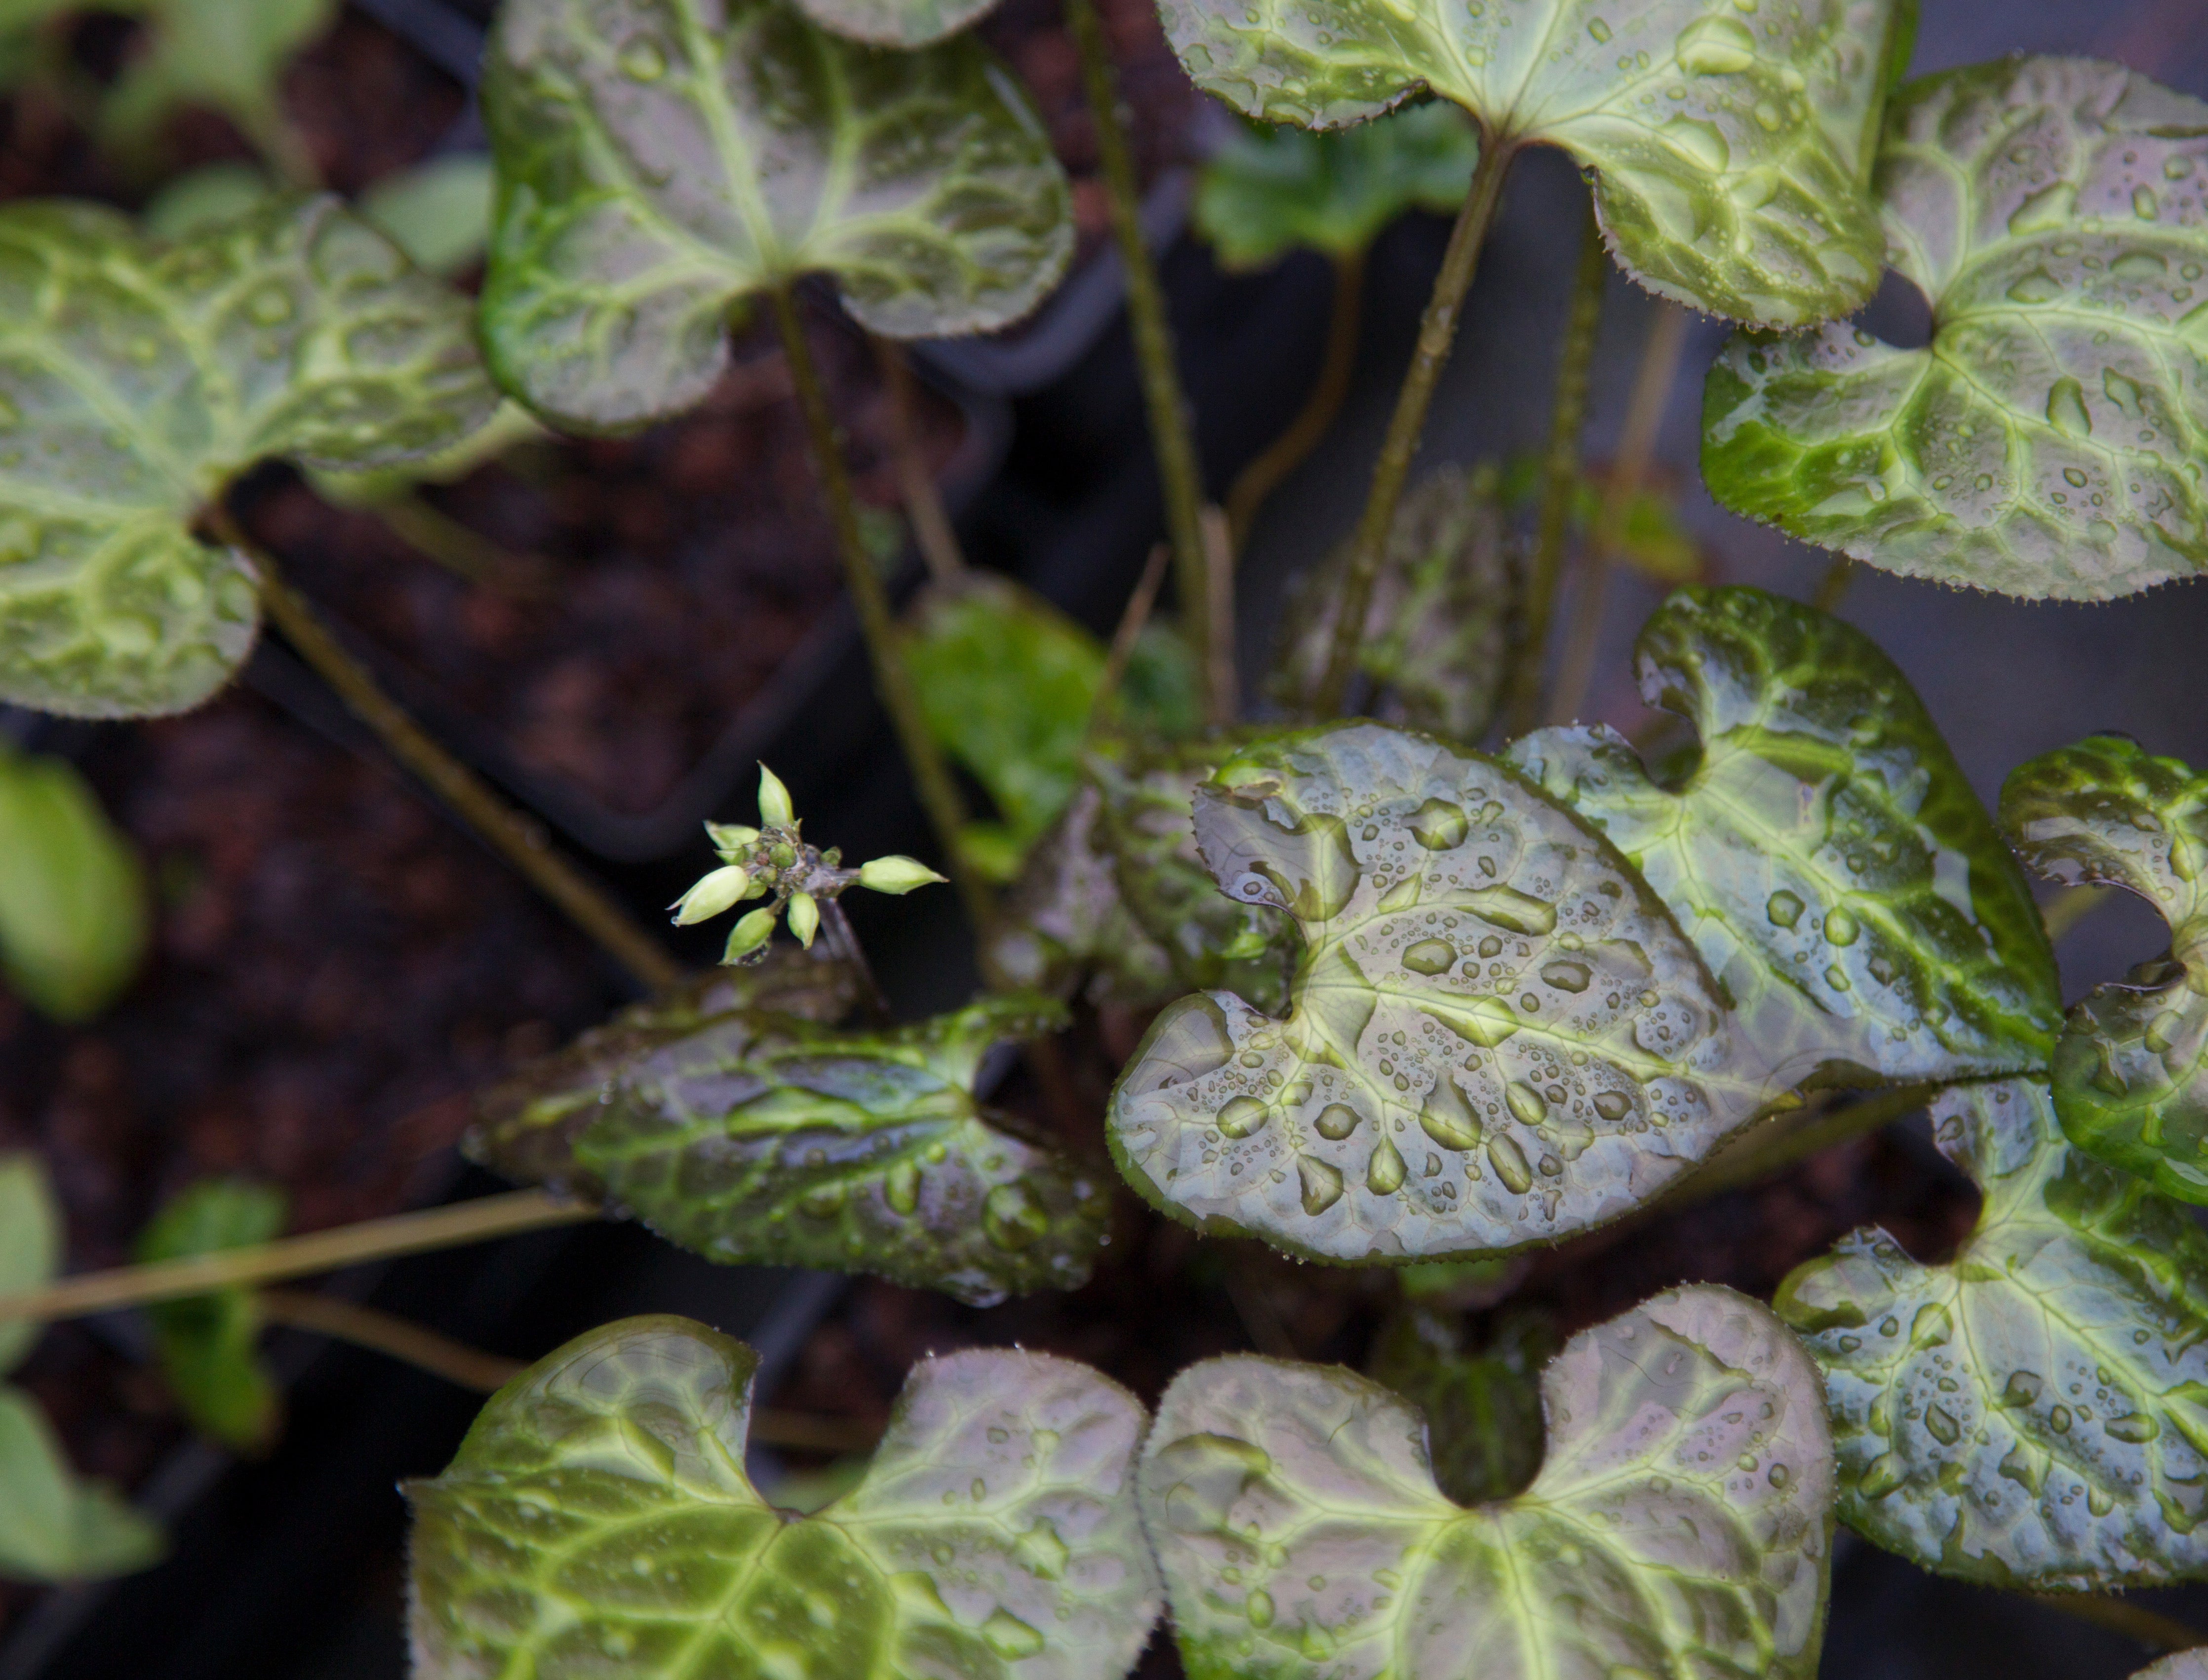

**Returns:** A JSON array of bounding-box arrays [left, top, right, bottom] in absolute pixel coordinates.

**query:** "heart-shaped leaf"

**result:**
[[1194, 104, 1481, 269], [2000, 736, 2208, 1201], [1776, 1078, 2208, 1587], [1158, 0, 1905, 327], [409, 1316, 1160, 1680], [1267, 464, 1509, 741], [96, 0, 334, 178], [0, 194, 496, 717], [1106, 722, 1782, 1263], [481, 0, 1072, 432], [1508, 586, 2059, 1090], [473, 991, 1107, 1306], [1703, 57, 2208, 599], [1364, 1303, 1554, 1505], [1141, 1284, 1834, 1680], [0, 1388, 165, 1582], [0, 745, 147, 1023], [136, 1179, 286, 1453]]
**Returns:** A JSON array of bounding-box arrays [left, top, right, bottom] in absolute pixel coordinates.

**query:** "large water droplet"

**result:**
[[1505, 1082, 1547, 1126], [1015, 1519, 1069, 1579], [1465, 887, 1556, 937], [2007, 182, 2077, 235], [1367, 1134, 1407, 1193], [2134, 185, 2160, 220], [1247, 1590, 1275, 1629], [1420, 1074, 1483, 1149], [1299, 1156, 1344, 1215], [1859, 1453, 1903, 1499], [2106, 1411, 2160, 1443], [1924, 1403, 1961, 1446], [1540, 959, 1591, 993], [1675, 14, 1756, 73], [2006, 269, 2063, 304], [1487, 1133, 1534, 1194], [2050, 1404, 2074, 1434], [1316, 1103, 1363, 1140], [2003, 1369, 2043, 1407], [1218, 1096, 1269, 1138], [885, 1160, 921, 1215], [1660, 116, 1730, 172], [983, 1182, 1048, 1250], [981, 1609, 1045, 1659], [1766, 890, 1804, 928], [1410, 799, 1468, 850], [799, 1183, 846, 1218], [1586, 15, 1611, 41], [1593, 1090, 1633, 1122], [1403, 938, 1458, 976], [619, 36, 668, 79], [2046, 377, 2092, 438], [1824, 906, 1861, 947]]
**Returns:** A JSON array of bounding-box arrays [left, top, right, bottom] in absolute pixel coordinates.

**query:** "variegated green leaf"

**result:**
[[481, 0, 1072, 431], [136, 1178, 286, 1452], [1142, 1285, 1834, 1680], [1703, 57, 2208, 599], [0, 1388, 164, 1582], [1776, 1079, 2208, 1587], [0, 194, 496, 716], [409, 1316, 1160, 1680], [2000, 736, 2208, 1202], [1508, 586, 2059, 1091], [473, 988, 1106, 1306], [1194, 104, 1481, 268], [1160, 0, 1905, 326], [0, 745, 147, 1023], [1106, 722, 1783, 1263], [2138, 1655, 2208, 1680], [1364, 1303, 1553, 1505], [789, 0, 997, 51]]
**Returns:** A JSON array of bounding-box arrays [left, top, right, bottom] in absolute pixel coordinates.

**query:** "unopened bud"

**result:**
[[757, 764, 794, 829], [857, 854, 947, 896], [787, 891, 820, 948], [669, 864, 750, 926], [705, 821, 758, 856], [722, 906, 777, 964]]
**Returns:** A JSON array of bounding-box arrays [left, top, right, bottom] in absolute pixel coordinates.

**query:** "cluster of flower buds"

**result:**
[[670, 765, 946, 964]]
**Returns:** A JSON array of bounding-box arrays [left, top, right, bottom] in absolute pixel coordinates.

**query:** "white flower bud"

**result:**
[[787, 890, 820, 948], [757, 764, 795, 829], [669, 865, 750, 926], [721, 906, 778, 964], [857, 854, 947, 895]]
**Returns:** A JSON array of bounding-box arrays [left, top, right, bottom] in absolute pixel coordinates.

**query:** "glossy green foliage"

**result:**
[[136, 1179, 286, 1452], [905, 575, 1104, 885], [1777, 1079, 2208, 1587], [1108, 722, 1780, 1262], [1194, 104, 1480, 268], [990, 735, 1299, 1013], [1364, 1303, 1553, 1504], [1703, 58, 2208, 599], [0, 194, 496, 717], [1159, 0, 1904, 327], [0, 1154, 164, 1581], [1142, 1285, 1834, 1680], [473, 982, 1106, 1306], [1509, 586, 2059, 1091], [1267, 465, 1508, 742], [410, 1316, 1160, 1680], [480, 0, 1071, 431], [0, 747, 147, 1022], [2001, 736, 2208, 1202]]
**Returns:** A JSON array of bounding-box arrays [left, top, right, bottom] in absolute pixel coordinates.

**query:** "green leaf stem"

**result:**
[[1509, 585, 2059, 1090], [136, 1179, 287, 1452], [1141, 1285, 1834, 1680], [1364, 1303, 1554, 1504], [480, 0, 1072, 431], [409, 1316, 1161, 1680], [1703, 57, 2208, 599], [1106, 721, 1782, 1262], [1777, 1078, 2208, 1587]]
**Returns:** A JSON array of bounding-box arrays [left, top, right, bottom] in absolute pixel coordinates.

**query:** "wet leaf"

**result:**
[[1776, 1078, 2208, 1587], [0, 194, 497, 716], [904, 575, 1104, 885], [1267, 464, 1508, 741], [1703, 58, 2208, 599], [2138, 1656, 2208, 1680], [136, 1179, 287, 1453], [1142, 1285, 1834, 1680], [409, 1316, 1161, 1680], [1509, 585, 2059, 1090], [1107, 722, 1781, 1262], [0, 1153, 60, 1376], [0, 1389, 165, 1582], [1365, 1303, 1554, 1504], [473, 989, 1106, 1306], [789, 0, 1000, 50], [989, 736, 1298, 1014], [0, 747, 146, 1023], [482, 0, 1071, 430], [1194, 104, 1480, 268], [2000, 736, 2208, 1201], [1158, 0, 1904, 326]]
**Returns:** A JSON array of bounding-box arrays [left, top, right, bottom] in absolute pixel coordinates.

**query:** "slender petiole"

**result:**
[[870, 334, 967, 584], [1225, 247, 1367, 550]]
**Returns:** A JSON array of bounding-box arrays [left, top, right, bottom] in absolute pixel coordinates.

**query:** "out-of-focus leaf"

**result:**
[[1142, 1285, 1834, 1680], [1108, 722, 1780, 1262], [481, 0, 1071, 431], [788, 0, 1000, 51], [1498, 453, 1707, 585], [96, 0, 333, 176], [1777, 1079, 2208, 1587], [1509, 586, 2059, 1092], [305, 400, 549, 509], [140, 161, 273, 240], [988, 735, 1298, 1013], [1703, 58, 2208, 600], [408, 1316, 1160, 1680], [1267, 463, 1507, 740], [0, 749, 147, 1023], [904, 575, 1104, 885], [0, 1389, 164, 1581], [1365, 1303, 1554, 1504], [2138, 1656, 2208, 1680], [1194, 104, 1479, 269], [1160, 0, 1904, 327], [2000, 736, 2208, 1201], [1115, 622, 1202, 743], [473, 990, 1106, 1306], [0, 194, 497, 717], [359, 154, 494, 279], [136, 1179, 286, 1452], [0, 1153, 59, 1376]]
